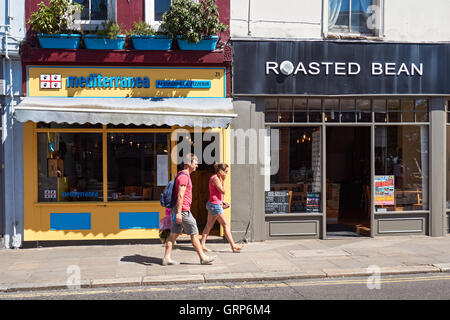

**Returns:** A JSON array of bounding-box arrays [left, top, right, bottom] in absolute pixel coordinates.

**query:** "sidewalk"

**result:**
[[1, 235, 450, 293]]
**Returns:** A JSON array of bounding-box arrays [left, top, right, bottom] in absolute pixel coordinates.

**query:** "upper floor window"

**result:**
[[145, 0, 198, 26], [328, 0, 380, 35], [73, 0, 115, 30]]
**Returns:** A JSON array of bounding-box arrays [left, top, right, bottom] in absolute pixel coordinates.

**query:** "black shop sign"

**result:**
[[232, 40, 450, 96]]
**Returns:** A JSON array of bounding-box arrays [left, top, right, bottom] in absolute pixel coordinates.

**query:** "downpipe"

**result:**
[[2, 0, 18, 248]]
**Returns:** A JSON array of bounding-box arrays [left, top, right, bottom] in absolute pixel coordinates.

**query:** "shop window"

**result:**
[[324, 99, 339, 123], [340, 98, 356, 122], [293, 98, 307, 123], [387, 99, 401, 122], [266, 127, 322, 214], [374, 99, 387, 122], [328, 0, 379, 35], [415, 99, 429, 123], [107, 133, 170, 201], [375, 126, 429, 212], [308, 99, 322, 122], [265, 98, 429, 124], [264, 98, 278, 123], [356, 98, 371, 122], [279, 98, 293, 123], [38, 133, 103, 202], [145, 0, 199, 25], [73, 0, 115, 30]]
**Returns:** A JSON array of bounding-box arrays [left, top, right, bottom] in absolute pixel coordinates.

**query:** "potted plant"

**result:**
[[161, 0, 228, 51], [128, 21, 172, 50], [27, 0, 83, 49], [83, 20, 126, 50]]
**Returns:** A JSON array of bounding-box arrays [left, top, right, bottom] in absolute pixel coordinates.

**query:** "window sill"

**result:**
[[265, 213, 323, 218], [325, 32, 383, 41]]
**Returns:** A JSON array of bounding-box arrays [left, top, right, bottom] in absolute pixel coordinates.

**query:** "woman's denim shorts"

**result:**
[[206, 201, 224, 216]]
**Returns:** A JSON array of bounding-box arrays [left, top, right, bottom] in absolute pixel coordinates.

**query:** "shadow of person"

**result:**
[[121, 254, 163, 266]]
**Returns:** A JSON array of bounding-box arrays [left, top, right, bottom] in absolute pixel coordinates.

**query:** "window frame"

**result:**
[[72, 0, 117, 31], [323, 0, 385, 38], [35, 126, 174, 204]]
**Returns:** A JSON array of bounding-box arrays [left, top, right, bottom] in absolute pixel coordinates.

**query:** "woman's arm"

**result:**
[[212, 176, 226, 195]]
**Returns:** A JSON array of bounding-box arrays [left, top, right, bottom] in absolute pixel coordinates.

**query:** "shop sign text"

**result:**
[[266, 61, 423, 77]]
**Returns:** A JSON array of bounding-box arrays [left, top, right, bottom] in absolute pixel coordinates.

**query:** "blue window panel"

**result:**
[[50, 213, 91, 231], [155, 0, 171, 21], [119, 212, 159, 229]]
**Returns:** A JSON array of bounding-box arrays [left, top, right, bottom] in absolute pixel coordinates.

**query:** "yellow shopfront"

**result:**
[[16, 66, 235, 242]]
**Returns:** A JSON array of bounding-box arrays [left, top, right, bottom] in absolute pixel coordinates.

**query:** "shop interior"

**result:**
[[326, 127, 371, 237]]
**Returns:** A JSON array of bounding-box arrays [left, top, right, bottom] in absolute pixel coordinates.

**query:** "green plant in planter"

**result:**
[[95, 20, 124, 39], [200, 0, 228, 37], [28, 0, 83, 34], [161, 0, 227, 44], [127, 21, 157, 36]]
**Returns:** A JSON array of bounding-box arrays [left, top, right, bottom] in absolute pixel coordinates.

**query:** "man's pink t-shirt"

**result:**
[[174, 170, 192, 212]]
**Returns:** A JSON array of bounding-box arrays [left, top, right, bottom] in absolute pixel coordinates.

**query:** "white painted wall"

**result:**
[[231, 0, 322, 39], [231, 0, 450, 42], [383, 0, 450, 42]]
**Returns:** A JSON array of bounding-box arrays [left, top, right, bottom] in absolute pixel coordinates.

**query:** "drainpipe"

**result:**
[[247, 0, 252, 36], [2, 0, 18, 248]]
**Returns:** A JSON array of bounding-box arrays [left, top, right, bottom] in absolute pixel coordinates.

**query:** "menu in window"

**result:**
[[265, 191, 290, 214], [374, 175, 395, 205]]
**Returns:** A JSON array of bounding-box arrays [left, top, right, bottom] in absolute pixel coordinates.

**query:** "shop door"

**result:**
[[326, 127, 371, 237], [176, 132, 221, 236]]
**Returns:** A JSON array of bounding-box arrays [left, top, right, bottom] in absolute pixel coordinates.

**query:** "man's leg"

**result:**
[[163, 232, 179, 265], [191, 234, 216, 264]]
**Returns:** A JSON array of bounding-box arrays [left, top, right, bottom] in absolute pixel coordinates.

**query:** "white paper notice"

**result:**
[[157, 155, 169, 186]]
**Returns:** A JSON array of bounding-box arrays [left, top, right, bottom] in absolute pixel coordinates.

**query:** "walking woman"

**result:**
[[201, 163, 244, 253]]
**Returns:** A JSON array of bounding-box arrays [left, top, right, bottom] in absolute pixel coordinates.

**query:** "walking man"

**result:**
[[162, 153, 217, 265]]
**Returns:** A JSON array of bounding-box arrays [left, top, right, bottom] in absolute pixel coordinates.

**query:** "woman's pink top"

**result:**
[[208, 175, 223, 205]]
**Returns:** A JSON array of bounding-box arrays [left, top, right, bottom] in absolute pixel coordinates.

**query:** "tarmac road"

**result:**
[[1, 273, 450, 300]]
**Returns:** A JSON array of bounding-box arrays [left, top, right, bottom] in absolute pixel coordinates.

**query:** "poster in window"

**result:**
[[306, 192, 320, 213], [157, 154, 169, 186], [374, 175, 395, 205]]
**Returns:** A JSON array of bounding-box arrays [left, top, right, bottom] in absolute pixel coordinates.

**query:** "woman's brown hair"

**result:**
[[213, 162, 229, 174]]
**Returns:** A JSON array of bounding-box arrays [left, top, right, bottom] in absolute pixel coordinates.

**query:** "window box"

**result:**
[[83, 34, 126, 50], [176, 35, 218, 51], [130, 35, 172, 50], [37, 34, 82, 49]]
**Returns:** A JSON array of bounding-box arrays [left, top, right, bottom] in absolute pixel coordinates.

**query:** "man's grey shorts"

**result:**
[[170, 209, 199, 235]]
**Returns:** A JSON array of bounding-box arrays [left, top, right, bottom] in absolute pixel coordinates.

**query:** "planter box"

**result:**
[[131, 35, 172, 50], [177, 35, 219, 51], [37, 34, 81, 49], [83, 35, 126, 50]]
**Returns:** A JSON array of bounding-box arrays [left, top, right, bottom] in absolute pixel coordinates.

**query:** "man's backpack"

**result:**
[[160, 172, 187, 208]]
